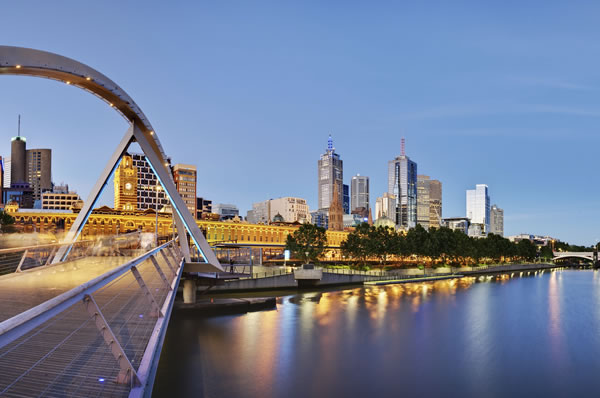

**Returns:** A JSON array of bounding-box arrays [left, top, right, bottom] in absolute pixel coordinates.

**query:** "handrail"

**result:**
[[0, 239, 95, 255], [0, 239, 178, 349]]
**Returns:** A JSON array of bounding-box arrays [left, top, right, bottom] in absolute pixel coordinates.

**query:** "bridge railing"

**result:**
[[0, 239, 184, 397], [0, 232, 148, 276]]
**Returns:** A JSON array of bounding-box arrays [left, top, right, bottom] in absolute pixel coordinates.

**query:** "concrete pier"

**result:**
[[183, 278, 196, 304]]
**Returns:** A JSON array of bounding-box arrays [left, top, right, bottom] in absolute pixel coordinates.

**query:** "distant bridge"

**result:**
[[553, 251, 598, 263]]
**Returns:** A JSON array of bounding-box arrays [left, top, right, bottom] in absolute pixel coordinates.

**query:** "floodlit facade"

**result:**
[[490, 204, 504, 236], [351, 174, 369, 213], [388, 140, 417, 228], [318, 135, 343, 211], [466, 184, 490, 233]]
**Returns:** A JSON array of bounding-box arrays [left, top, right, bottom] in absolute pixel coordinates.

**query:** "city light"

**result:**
[[15, 64, 21, 69]]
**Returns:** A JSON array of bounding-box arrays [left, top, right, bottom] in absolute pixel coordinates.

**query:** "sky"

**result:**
[[1, 1, 600, 245]]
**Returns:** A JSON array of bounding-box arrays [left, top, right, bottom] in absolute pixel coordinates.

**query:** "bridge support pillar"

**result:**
[[183, 278, 196, 304]]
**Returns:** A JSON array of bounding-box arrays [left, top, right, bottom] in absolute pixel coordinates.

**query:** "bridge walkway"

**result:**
[[0, 241, 183, 397]]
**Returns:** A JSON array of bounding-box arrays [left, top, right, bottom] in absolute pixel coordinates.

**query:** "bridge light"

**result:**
[[66, 81, 71, 85], [149, 130, 154, 135], [15, 65, 21, 69], [86, 77, 91, 81], [109, 103, 114, 107]]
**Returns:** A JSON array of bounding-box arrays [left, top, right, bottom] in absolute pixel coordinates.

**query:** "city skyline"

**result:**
[[1, 2, 600, 244]]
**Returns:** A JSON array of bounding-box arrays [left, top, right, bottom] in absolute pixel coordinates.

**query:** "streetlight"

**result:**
[[155, 184, 162, 247]]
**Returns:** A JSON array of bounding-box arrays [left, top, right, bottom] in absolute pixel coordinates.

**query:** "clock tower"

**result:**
[[114, 155, 138, 211]]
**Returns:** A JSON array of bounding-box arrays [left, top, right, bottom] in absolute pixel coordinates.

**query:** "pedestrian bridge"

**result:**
[[0, 45, 227, 397]]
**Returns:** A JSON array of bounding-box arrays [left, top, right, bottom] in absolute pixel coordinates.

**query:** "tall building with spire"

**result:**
[[387, 138, 417, 228], [317, 135, 343, 212], [328, 182, 344, 231]]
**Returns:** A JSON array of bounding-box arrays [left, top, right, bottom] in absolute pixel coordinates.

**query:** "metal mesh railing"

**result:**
[[0, 240, 183, 397], [0, 232, 145, 276]]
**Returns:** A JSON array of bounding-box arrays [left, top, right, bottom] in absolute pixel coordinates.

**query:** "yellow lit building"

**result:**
[[6, 207, 348, 254]]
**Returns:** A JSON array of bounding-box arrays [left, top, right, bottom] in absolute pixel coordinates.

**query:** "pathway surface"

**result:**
[[0, 251, 179, 397]]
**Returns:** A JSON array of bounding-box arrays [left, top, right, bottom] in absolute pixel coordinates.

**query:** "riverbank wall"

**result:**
[[189, 263, 560, 295]]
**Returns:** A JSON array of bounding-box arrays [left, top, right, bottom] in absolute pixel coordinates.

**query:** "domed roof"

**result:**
[[374, 216, 396, 228], [272, 212, 284, 223]]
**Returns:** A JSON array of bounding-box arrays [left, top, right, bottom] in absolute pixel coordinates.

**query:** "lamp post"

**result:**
[[155, 184, 161, 247]]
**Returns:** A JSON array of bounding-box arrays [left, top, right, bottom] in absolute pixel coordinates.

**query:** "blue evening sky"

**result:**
[[1, 1, 599, 244]]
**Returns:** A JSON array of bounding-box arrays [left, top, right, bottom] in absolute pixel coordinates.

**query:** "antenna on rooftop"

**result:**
[[401, 137, 405, 156], [17, 114, 21, 137]]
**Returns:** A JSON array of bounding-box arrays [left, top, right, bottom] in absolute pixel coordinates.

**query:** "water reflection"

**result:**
[[154, 269, 600, 398]]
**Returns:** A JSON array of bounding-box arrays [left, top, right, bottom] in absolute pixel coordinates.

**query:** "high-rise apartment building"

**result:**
[[351, 174, 369, 213], [375, 192, 396, 221], [387, 139, 417, 228], [417, 175, 442, 230], [173, 164, 197, 218], [26, 148, 52, 203], [318, 135, 343, 212], [490, 204, 504, 236], [130, 153, 170, 211], [114, 155, 138, 211], [466, 184, 490, 233]]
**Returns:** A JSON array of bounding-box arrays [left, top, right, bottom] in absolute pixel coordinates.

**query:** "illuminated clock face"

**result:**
[[125, 182, 132, 191]]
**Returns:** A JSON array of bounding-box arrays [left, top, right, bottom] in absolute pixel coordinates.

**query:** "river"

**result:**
[[153, 269, 600, 397]]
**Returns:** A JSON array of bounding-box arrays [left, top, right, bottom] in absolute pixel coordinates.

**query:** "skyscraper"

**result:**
[[318, 135, 343, 212], [173, 164, 197, 218], [490, 204, 504, 236], [417, 175, 442, 230], [351, 174, 369, 213], [387, 139, 417, 228], [26, 148, 52, 203], [466, 184, 490, 233]]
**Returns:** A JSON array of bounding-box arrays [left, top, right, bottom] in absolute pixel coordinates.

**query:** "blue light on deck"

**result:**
[[98, 378, 105, 383], [139, 314, 144, 318]]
